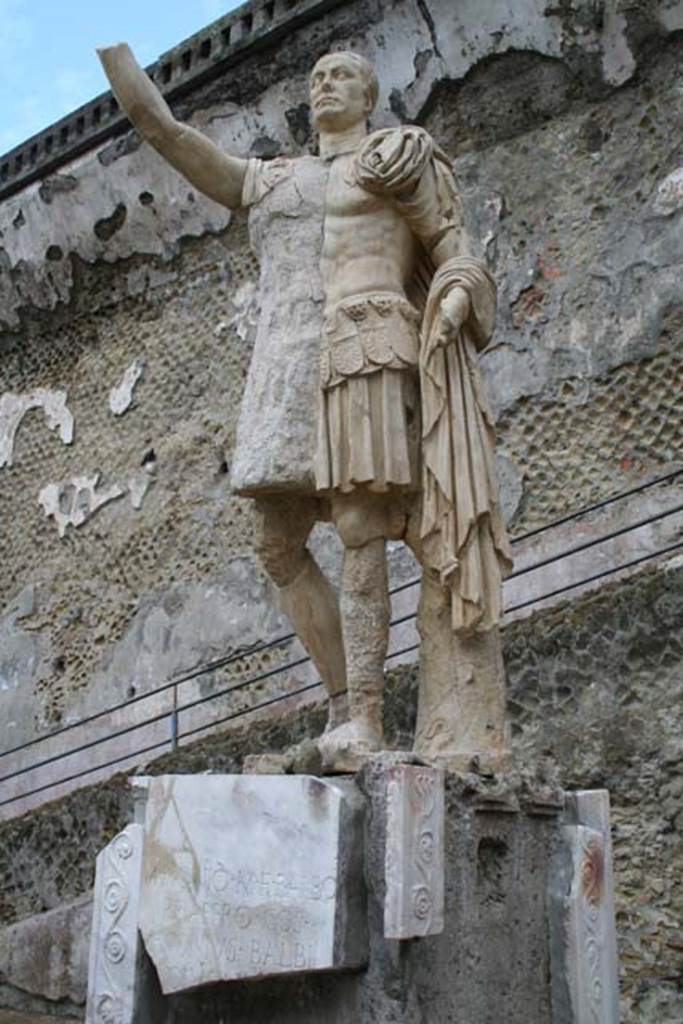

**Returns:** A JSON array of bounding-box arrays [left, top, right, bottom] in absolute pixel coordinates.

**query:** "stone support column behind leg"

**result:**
[[413, 573, 511, 772]]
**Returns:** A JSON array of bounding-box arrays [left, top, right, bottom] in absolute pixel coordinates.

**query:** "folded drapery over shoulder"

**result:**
[[420, 257, 513, 633], [354, 126, 471, 272]]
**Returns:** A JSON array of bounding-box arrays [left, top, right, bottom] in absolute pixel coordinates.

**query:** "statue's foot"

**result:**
[[325, 691, 349, 732], [317, 718, 382, 774]]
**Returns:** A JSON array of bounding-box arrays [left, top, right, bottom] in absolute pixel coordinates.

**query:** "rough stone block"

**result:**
[[0, 895, 91, 1005], [384, 764, 445, 939], [137, 774, 367, 992], [549, 789, 620, 1023]]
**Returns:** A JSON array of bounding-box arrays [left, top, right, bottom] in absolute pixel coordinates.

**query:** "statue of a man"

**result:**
[[98, 45, 513, 771]]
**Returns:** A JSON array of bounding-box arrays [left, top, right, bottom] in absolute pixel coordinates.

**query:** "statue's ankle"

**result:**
[[326, 691, 349, 731]]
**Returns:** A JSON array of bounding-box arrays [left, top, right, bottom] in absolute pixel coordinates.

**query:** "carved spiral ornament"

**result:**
[[418, 829, 435, 863], [104, 879, 125, 914], [104, 930, 127, 964], [96, 993, 123, 1024], [412, 884, 433, 920], [581, 836, 605, 908], [113, 833, 134, 860]]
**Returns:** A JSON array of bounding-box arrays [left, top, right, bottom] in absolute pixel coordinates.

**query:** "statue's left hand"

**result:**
[[439, 286, 470, 336]]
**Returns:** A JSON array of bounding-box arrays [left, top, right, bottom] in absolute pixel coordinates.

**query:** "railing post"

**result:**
[[170, 684, 179, 752]]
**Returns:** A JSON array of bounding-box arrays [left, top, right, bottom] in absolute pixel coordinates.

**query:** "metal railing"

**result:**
[[0, 468, 681, 810]]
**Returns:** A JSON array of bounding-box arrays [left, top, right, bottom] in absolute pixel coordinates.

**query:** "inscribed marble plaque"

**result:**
[[138, 774, 366, 992]]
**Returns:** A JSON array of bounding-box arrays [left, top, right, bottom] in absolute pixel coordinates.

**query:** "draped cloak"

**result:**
[[354, 127, 513, 633]]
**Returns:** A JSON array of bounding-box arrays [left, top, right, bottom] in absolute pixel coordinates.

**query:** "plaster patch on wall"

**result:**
[[38, 474, 125, 537], [109, 359, 145, 415], [651, 167, 683, 216], [496, 453, 524, 526], [128, 470, 153, 510], [0, 390, 74, 469], [226, 280, 260, 344], [601, 7, 637, 86]]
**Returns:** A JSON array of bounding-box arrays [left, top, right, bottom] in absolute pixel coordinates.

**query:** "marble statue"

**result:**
[[98, 45, 513, 771]]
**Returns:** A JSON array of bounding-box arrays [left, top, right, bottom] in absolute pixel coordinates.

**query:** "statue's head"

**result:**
[[309, 51, 379, 131]]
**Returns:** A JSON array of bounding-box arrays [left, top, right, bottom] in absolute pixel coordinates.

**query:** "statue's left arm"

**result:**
[[354, 126, 494, 346], [355, 126, 510, 632]]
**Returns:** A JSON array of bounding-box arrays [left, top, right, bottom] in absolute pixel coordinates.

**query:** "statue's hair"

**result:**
[[312, 51, 379, 112]]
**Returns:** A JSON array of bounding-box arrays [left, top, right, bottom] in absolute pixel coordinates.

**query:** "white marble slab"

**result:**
[[549, 789, 620, 1023], [137, 774, 366, 992], [384, 765, 445, 939], [85, 824, 145, 1024]]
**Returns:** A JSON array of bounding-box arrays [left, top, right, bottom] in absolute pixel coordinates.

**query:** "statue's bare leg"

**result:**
[[340, 537, 390, 740], [318, 492, 399, 769], [254, 496, 348, 729]]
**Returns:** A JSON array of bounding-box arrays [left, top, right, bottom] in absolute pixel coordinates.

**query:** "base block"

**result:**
[[549, 790, 620, 1024], [384, 764, 445, 939], [85, 824, 163, 1024], [82, 769, 620, 1023], [136, 774, 367, 992]]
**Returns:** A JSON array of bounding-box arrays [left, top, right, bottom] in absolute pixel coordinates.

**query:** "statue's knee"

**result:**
[[342, 542, 387, 601], [334, 504, 373, 549], [333, 493, 406, 549], [254, 497, 316, 587]]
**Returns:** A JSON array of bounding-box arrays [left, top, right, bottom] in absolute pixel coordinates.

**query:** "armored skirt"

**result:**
[[314, 292, 421, 494]]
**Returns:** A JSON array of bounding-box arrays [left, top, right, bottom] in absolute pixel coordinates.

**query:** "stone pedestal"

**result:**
[[85, 824, 164, 1024], [384, 764, 445, 939], [83, 767, 620, 1024]]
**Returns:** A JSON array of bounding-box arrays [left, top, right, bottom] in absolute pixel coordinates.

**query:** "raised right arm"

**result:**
[[98, 43, 247, 209]]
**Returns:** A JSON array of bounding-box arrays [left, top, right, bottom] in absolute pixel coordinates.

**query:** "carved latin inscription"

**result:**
[[138, 774, 366, 991]]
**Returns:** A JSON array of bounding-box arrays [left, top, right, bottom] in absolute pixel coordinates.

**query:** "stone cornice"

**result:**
[[0, 0, 348, 203]]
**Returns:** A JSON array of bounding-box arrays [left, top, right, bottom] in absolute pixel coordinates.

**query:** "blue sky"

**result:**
[[0, 1, 243, 155]]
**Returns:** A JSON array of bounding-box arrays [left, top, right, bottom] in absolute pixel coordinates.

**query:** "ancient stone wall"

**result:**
[[0, 558, 681, 1022]]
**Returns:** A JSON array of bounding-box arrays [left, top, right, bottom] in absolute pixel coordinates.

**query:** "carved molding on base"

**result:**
[[384, 764, 445, 939]]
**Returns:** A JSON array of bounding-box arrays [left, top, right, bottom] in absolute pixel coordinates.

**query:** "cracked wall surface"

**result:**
[[0, 559, 681, 1023]]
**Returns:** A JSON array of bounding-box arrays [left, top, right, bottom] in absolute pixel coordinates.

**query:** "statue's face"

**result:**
[[310, 54, 371, 131]]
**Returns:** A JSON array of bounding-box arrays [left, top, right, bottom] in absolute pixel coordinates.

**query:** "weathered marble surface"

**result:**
[[85, 824, 147, 1024], [384, 764, 444, 939], [549, 789, 620, 1024], [137, 774, 367, 992], [230, 154, 328, 494]]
